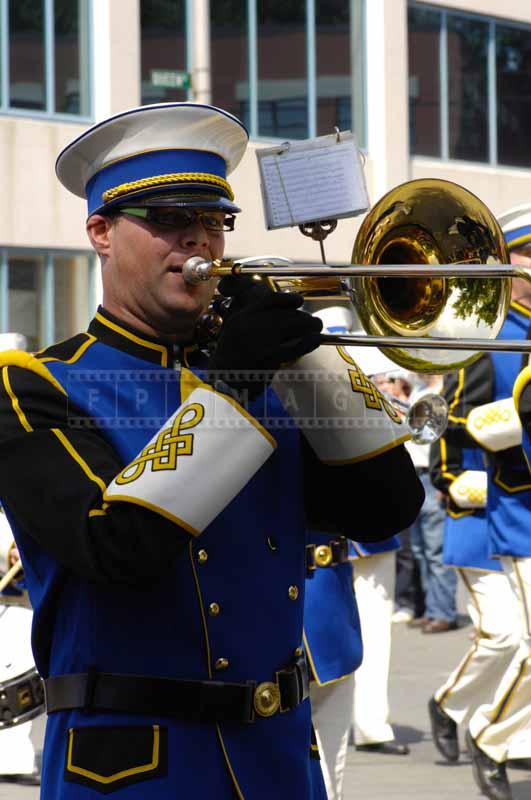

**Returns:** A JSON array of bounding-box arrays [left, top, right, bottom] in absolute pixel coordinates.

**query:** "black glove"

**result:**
[[207, 276, 323, 400]]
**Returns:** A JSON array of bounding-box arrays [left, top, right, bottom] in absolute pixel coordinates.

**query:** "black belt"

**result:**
[[306, 536, 349, 576], [44, 656, 309, 725]]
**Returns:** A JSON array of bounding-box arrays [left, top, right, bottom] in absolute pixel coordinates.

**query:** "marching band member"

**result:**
[[430, 207, 531, 800], [0, 103, 423, 799], [428, 375, 521, 771]]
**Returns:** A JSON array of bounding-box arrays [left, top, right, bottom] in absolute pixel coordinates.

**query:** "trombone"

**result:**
[[186, 178, 531, 374]]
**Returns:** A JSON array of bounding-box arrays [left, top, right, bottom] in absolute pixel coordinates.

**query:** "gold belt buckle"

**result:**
[[314, 544, 333, 568], [253, 681, 281, 718]]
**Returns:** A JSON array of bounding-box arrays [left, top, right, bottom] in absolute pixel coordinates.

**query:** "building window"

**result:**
[[210, 1, 247, 124], [497, 23, 531, 168], [3, 250, 94, 351], [315, 1, 353, 136], [210, 0, 366, 146], [140, 0, 187, 105], [409, 2, 531, 168], [3, 0, 91, 118]]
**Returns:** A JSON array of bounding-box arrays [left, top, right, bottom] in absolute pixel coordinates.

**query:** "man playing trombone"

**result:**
[[0, 103, 423, 799]]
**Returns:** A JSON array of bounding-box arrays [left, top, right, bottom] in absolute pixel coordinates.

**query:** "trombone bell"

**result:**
[[351, 178, 511, 372]]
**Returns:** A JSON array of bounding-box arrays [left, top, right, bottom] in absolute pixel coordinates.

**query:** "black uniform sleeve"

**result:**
[[303, 438, 424, 541], [427, 360, 492, 500], [442, 356, 494, 449], [0, 366, 191, 585]]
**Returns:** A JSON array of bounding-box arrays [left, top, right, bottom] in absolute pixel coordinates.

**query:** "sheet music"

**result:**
[[256, 132, 369, 230]]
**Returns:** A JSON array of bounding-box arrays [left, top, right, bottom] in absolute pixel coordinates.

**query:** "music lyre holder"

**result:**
[[297, 127, 343, 266]]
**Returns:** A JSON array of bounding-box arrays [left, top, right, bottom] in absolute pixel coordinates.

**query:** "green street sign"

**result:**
[[150, 69, 191, 90]]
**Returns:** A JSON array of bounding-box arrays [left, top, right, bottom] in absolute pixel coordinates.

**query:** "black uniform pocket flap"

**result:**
[[64, 725, 168, 795]]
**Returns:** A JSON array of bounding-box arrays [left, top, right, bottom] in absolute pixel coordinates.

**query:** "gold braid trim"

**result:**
[[102, 172, 234, 203]]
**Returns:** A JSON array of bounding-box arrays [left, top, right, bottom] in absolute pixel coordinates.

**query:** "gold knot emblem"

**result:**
[[115, 403, 204, 485], [457, 486, 486, 504], [474, 408, 512, 429], [336, 347, 403, 424], [254, 682, 281, 717]]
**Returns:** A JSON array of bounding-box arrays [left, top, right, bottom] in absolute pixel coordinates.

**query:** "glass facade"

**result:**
[[55, 0, 89, 115], [497, 23, 531, 168], [447, 15, 489, 163], [409, 2, 531, 168], [257, 3, 308, 139], [9, 0, 46, 111], [208, 0, 366, 144], [315, 1, 352, 136], [210, 0, 247, 124], [4, 0, 90, 117], [4, 251, 93, 351], [408, 5, 440, 157], [140, 0, 187, 105]]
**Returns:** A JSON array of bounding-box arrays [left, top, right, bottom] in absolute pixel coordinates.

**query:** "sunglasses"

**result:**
[[117, 207, 236, 233]]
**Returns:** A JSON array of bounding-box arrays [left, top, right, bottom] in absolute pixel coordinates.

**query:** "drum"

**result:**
[[0, 606, 44, 728]]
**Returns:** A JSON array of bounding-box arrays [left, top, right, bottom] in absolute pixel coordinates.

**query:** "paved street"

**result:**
[[2, 614, 531, 798], [343, 617, 531, 799]]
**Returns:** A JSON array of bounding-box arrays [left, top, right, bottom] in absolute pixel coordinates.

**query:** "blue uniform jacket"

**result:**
[[304, 532, 362, 686], [0, 316, 327, 800], [486, 305, 531, 558], [432, 304, 531, 565], [442, 448, 500, 572]]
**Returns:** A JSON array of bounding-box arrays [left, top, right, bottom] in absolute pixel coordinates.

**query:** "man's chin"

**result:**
[[155, 303, 206, 338]]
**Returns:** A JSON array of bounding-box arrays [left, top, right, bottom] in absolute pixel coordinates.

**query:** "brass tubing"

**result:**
[[182, 257, 529, 283], [319, 333, 531, 353]]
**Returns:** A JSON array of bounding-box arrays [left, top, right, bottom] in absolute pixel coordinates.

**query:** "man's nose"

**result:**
[[179, 220, 210, 249]]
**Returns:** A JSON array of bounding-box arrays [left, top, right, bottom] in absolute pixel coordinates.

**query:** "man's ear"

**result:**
[[86, 214, 113, 257]]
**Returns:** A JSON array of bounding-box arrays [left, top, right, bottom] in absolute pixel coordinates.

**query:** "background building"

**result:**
[[1, 0, 531, 348]]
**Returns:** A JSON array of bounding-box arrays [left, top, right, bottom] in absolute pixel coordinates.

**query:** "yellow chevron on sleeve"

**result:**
[[0, 351, 67, 397]]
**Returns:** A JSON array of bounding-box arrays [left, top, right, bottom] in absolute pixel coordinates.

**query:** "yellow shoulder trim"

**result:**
[[0, 351, 67, 396], [513, 366, 531, 412], [510, 300, 531, 318], [39, 334, 97, 365], [180, 367, 206, 405]]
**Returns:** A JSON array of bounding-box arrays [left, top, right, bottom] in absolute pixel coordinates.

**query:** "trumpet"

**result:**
[[187, 179, 531, 373]]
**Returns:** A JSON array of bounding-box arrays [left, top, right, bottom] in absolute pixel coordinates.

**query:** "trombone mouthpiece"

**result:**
[[182, 256, 214, 284]]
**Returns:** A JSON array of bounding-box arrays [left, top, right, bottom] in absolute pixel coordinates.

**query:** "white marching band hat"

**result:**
[[497, 204, 531, 251], [55, 103, 249, 216]]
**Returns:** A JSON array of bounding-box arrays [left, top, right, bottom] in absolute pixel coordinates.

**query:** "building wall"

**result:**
[[3, 0, 531, 285]]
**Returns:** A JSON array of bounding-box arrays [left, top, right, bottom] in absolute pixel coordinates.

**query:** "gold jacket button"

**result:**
[[209, 602, 221, 616], [315, 545, 333, 567], [215, 658, 229, 670], [293, 647, 303, 657], [197, 549, 208, 564], [288, 585, 299, 601]]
